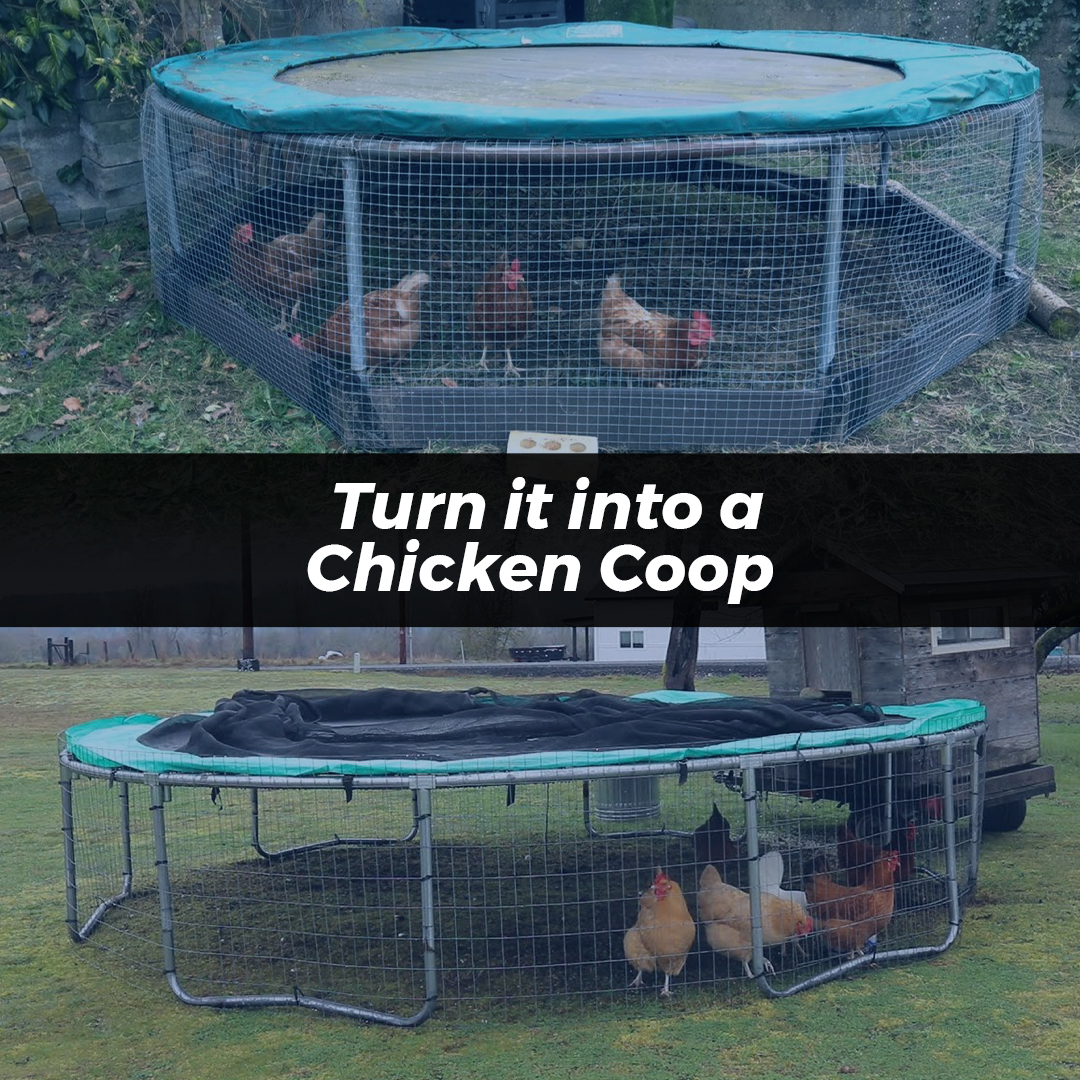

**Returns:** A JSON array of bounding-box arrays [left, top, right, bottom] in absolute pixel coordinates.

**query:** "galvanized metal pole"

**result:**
[[60, 761, 80, 942], [742, 759, 767, 981], [414, 778, 439, 1014], [999, 107, 1034, 281], [942, 735, 961, 935], [818, 139, 847, 376], [343, 157, 368, 375], [149, 781, 179, 982]]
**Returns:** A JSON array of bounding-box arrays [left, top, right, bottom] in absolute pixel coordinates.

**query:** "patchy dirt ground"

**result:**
[[1, 151, 1077, 453]]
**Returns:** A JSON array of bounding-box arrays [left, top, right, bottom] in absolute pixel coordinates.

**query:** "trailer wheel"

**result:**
[[983, 798, 1027, 833]]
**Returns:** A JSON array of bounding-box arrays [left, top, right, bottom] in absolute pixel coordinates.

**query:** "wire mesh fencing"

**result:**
[[142, 90, 1041, 449], [61, 725, 983, 1024]]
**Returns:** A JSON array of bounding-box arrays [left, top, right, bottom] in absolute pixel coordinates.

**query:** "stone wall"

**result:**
[[0, 0, 403, 239]]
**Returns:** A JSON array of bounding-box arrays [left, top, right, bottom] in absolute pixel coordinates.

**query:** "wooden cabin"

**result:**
[[764, 541, 1061, 831]]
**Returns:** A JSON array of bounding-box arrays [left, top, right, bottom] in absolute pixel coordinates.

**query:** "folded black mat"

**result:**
[[137, 688, 889, 762]]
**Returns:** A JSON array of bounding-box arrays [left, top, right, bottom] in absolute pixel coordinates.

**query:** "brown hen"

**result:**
[[469, 254, 534, 377], [806, 849, 901, 956], [229, 212, 326, 330], [291, 271, 431, 368], [598, 274, 714, 382]]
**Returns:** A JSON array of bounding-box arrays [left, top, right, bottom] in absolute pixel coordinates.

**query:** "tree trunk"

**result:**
[[1035, 626, 1080, 670], [663, 597, 701, 691]]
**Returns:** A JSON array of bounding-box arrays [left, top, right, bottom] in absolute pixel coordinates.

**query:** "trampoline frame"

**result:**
[[146, 86, 1040, 448], [60, 723, 984, 1026]]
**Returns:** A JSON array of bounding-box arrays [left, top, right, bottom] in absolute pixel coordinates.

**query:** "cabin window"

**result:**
[[930, 606, 1010, 653], [619, 630, 645, 649]]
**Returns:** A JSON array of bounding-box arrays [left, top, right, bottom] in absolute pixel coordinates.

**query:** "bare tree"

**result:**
[[1036, 626, 1080, 670]]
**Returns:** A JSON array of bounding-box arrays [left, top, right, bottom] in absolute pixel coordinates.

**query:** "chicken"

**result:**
[[692, 803, 747, 885], [806, 849, 901, 956], [290, 271, 431, 369], [597, 274, 714, 382], [623, 868, 696, 997], [469, 254, 534, 377], [759, 850, 808, 911], [837, 813, 919, 886], [697, 863, 813, 979], [229, 212, 326, 330]]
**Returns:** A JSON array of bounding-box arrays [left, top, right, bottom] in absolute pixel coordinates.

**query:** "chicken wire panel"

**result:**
[[60, 770, 164, 977], [143, 88, 1040, 448], [63, 725, 983, 1020]]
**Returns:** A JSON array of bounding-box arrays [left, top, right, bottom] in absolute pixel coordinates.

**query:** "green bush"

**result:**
[[0, 0, 159, 129]]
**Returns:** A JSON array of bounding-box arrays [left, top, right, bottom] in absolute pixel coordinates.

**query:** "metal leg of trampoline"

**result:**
[[817, 138, 846, 377], [969, 733, 985, 892], [62, 764, 133, 942], [877, 134, 892, 202], [741, 761, 769, 984], [150, 778, 438, 1026], [154, 115, 182, 256], [343, 156, 369, 375], [999, 106, 1033, 282], [757, 735, 966, 999], [249, 786, 421, 860]]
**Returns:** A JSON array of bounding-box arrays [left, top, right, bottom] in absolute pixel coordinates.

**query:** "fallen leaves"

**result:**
[[53, 396, 83, 426], [0, 386, 19, 396], [76, 341, 102, 359], [202, 401, 234, 422], [129, 402, 154, 426], [114, 282, 136, 302], [101, 366, 130, 392], [27, 307, 52, 326]]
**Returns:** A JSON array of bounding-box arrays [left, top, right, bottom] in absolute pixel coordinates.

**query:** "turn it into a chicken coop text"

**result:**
[[307, 481, 773, 604]]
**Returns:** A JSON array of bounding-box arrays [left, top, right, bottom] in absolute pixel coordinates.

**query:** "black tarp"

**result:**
[[136, 688, 891, 763]]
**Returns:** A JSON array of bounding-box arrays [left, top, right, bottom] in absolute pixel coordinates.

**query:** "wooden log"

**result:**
[[1026, 278, 1080, 339]]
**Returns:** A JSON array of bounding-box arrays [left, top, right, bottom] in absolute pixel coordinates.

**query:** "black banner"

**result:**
[[2, 454, 1077, 627]]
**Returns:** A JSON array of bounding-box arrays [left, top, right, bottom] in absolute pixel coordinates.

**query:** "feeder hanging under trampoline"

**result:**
[[142, 22, 1042, 448]]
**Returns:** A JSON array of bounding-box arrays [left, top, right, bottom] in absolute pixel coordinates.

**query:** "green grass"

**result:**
[[2, 666, 1080, 1079], [0, 221, 338, 452]]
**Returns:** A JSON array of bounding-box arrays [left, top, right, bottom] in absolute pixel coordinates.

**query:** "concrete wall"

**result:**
[[678, 0, 1079, 146]]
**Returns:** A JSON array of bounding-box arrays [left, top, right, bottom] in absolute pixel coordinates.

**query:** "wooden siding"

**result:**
[[766, 621, 1041, 774]]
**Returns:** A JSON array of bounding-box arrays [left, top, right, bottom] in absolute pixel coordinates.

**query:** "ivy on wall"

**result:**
[[993, 0, 1080, 108], [1065, 0, 1080, 105]]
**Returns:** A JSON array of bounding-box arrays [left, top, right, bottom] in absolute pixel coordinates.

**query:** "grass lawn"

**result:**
[[2, 665, 1079, 1080], [0, 151, 1077, 453]]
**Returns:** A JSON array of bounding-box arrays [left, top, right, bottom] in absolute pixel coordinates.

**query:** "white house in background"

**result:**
[[593, 626, 766, 663]]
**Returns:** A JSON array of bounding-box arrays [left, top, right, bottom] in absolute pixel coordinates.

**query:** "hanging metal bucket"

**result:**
[[591, 776, 661, 821]]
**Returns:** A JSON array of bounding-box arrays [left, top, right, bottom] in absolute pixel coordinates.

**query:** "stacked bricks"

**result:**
[[0, 145, 59, 240], [76, 79, 146, 223]]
